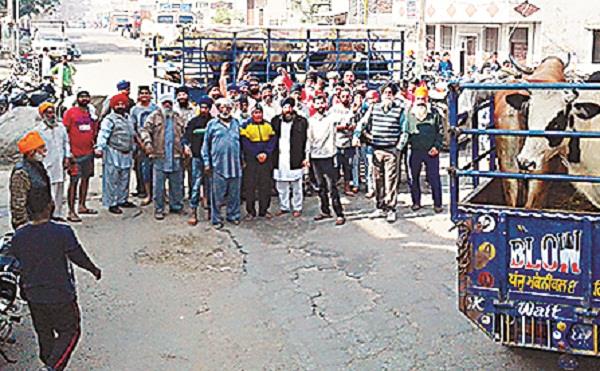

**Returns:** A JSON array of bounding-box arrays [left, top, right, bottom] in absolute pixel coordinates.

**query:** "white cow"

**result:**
[[516, 89, 600, 208]]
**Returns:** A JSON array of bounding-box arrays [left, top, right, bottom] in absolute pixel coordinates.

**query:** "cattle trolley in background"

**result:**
[[448, 81, 600, 369], [151, 25, 406, 100]]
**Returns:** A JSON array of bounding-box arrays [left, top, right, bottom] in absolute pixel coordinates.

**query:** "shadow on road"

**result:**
[[78, 41, 140, 55]]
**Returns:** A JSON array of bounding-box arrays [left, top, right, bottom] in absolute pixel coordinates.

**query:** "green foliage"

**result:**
[[0, 0, 60, 17], [22, 0, 60, 16]]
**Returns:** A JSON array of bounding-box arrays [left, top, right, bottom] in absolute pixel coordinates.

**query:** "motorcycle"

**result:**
[[0, 233, 24, 364], [0, 77, 57, 115]]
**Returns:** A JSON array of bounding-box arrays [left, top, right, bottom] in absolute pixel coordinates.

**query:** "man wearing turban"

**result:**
[[36, 102, 71, 221], [9, 131, 52, 229], [95, 93, 136, 215]]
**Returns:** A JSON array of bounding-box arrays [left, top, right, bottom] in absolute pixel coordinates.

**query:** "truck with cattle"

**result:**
[[448, 55, 600, 368], [150, 25, 407, 101]]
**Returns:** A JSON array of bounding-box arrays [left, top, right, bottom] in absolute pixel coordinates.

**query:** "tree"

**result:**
[[0, 0, 61, 17]]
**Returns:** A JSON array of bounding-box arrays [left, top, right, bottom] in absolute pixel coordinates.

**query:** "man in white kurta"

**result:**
[[271, 98, 309, 217], [37, 102, 71, 219]]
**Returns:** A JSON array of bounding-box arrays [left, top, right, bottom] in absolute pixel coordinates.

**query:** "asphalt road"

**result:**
[[2, 29, 599, 370]]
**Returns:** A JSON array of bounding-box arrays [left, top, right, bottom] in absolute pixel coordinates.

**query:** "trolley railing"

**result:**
[[151, 26, 406, 87], [448, 82, 600, 221]]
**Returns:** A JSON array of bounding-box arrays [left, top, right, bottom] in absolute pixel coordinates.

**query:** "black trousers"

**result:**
[[28, 301, 81, 371], [312, 157, 344, 218], [336, 147, 355, 183], [134, 152, 145, 195], [244, 157, 273, 216]]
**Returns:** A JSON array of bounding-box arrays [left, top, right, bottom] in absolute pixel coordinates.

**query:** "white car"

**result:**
[[31, 34, 69, 58]]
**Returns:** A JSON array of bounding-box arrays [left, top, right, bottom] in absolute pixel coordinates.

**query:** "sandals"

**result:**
[[67, 214, 82, 223], [313, 213, 332, 221], [78, 208, 98, 215]]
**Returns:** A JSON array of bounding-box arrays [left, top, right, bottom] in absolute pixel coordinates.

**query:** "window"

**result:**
[[510, 27, 528, 61], [426, 25, 436, 51], [483, 27, 498, 53], [593, 30, 600, 63], [441, 25, 453, 51]]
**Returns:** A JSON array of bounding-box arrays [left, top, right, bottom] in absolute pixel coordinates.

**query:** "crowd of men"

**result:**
[[7, 62, 448, 370], [10, 65, 444, 231]]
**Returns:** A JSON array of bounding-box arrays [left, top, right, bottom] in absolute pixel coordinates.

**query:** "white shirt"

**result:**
[[38, 121, 70, 183], [262, 101, 280, 123], [330, 103, 355, 148], [274, 119, 304, 182], [307, 111, 336, 159], [41, 55, 52, 78]]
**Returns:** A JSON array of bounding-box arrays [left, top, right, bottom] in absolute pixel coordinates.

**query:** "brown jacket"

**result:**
[[140, 110, 186, 159]]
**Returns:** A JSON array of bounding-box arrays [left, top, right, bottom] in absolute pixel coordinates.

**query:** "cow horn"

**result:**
[[564, 53, 571, 69], [509, 54, 534, 75]]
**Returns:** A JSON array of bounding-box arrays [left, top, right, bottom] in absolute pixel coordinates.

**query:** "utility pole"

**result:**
[[415, 0, 426, 77], [7, 0, 19, 55]]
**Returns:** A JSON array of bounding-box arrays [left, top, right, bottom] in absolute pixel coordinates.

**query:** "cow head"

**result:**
[[516, 90, 600, 170]]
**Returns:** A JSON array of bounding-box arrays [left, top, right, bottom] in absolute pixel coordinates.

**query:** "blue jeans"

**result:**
[[210, 172, 241, 225], [361, 145, 374, 193], [140, 154, 153, 184], [153, 158, 184, 213], [189, 157, 207, 209]]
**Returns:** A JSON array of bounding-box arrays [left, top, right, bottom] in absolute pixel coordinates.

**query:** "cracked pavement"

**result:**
[[2, 29, 599, 370]]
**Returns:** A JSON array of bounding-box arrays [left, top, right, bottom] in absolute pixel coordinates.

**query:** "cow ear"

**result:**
[[573, 103, 600, 120], [505, 94, 530, 111]]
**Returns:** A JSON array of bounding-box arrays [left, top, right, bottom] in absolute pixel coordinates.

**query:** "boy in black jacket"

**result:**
[[10, 190, 101, 371]]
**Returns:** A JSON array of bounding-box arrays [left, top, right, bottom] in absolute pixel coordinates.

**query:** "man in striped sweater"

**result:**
[[360, 83, 410, 223]]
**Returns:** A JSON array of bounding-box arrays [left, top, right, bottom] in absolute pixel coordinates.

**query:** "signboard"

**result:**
[[514, 1, 540, 18], [407, 0, 417, 19], [506, 218, 585, 300]]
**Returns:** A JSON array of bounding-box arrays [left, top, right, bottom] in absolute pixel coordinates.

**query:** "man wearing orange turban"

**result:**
[[37, 101, 71, 221], [10, 131, 53, 229]]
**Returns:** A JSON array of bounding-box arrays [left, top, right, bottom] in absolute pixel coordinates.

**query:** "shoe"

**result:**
[[386, 211, 397, 223], [365, 191, 375, 199], [344, 182, 355, 197], [434, 206, 444, 214], [136, 192, 148, 199], [335, 217, 346, 226], [109, 206, 123, 214], [314, 213, 333, 221], [140, 197, 152, 206], [351, 186, 359, 194], [188, 209, 198, 226], [369, 209, 386, 219], [292, 211, 302, 218], [259, 212, 273, 220], [244, 214, 256, 221], [154, 211, 165, 220], [119, 201, 136, 208], [229, 219, 241, 225], [275, 210, 289, 217], [411, 204, 422, 212]]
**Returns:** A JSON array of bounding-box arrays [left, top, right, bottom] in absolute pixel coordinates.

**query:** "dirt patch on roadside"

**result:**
[[134, 231, 244, 274]]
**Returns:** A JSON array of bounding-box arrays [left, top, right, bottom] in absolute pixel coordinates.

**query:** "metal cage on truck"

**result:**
[[448, 82, 600, 364], [151, 26, 406, 100]]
